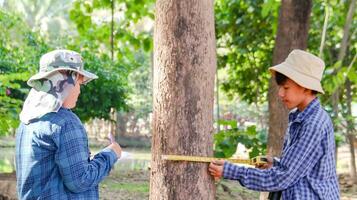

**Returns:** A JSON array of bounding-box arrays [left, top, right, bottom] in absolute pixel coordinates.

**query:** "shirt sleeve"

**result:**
[[53, 119, 118, 193], [223, 123, 324, 191]]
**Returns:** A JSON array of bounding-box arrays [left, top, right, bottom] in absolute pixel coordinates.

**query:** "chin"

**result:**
[[68, 104, 76, 109], [283, 103, 294, 110]]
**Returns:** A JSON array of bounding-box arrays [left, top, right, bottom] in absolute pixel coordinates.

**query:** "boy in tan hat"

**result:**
[[209, 49, 339, 199]]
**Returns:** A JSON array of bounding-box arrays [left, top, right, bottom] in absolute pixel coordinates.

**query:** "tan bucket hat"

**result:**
[[27, 49, 98, 88], [269, 49, 325, 94]]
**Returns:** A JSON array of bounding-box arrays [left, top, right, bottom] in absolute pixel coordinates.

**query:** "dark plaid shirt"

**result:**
[[16, 108, 117, 200], [223, 98, 339, 199]]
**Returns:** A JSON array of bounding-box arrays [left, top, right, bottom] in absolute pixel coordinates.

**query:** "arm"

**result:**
[[223, 124, 324, 191], [53, 120, 118, 193]]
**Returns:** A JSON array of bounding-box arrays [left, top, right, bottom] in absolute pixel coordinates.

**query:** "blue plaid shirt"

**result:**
[[16, 108, 118, 200], [223, 98, 339, 199]]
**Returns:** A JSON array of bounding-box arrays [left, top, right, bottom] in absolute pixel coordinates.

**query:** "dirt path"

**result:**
[[0, 173, 16, 200]]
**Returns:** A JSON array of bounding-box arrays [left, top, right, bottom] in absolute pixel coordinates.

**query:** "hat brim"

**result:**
[[27, 67, 98, 88], [269, 63, 324, 94]]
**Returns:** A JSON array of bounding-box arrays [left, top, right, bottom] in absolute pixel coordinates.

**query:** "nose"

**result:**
[[278, 87, 284, 98]]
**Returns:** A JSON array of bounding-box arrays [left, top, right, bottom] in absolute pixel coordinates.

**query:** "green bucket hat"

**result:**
[[27, 49, 98, 88]]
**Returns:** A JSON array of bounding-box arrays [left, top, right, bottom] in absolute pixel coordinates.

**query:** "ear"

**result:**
[[76, 73, 84, 84], [303, 88, 315, 96]]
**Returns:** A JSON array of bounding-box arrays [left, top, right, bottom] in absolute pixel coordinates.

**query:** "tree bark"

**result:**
[[319, 2, 329, 57], [345, 78, 357, 183], [116, 111, 128, 138], [111, 0, 114, 61], [268, 0, 312, 157], [150, 1, 216, 199]]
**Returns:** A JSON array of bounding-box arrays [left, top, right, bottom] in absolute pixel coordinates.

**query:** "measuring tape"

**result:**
[[162, 155, 268, 165]]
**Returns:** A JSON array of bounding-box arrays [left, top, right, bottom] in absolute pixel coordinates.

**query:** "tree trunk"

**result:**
[[267, 0, 312, 157], [116, 111, 127, 138], [150, 1, 217, 199], [319, 2, 329, 57], [345, 79, 357, 183], [337, 0, 356, 62], [110, 0, 114, 60]]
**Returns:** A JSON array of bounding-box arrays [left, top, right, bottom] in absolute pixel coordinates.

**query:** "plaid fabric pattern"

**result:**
[[16, 108, 118, 200], [223, 98, 340, 200]]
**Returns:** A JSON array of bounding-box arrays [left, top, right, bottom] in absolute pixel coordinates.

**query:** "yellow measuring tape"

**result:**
[[162, 155, 268, 166]]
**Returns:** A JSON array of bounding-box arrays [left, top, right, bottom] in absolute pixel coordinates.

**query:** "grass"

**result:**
[[101, 177, 149, 194], [0, 159, 13, 173], [109, 182, 149, 193], [0, 137, 15, 147], [217, 180, 259, 200]]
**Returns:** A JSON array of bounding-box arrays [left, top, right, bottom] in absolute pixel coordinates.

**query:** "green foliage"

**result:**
[[215, 0, 280, 104], [308, 0, 357, 136], [0, 9, 49, 135], [69, 0, 154, 67], [0, 73, 29, 133], [68, 0, 155, 122], [215, 0, 356, 150], [72, 51, 129, 122], [308, 0, 357, 100], [214, 0, 277, 157], [126, 52, 152, 119], [216, 0, 356, 105], [214, 120, 267, 159], [334, 132, 344, 148], [0, 0, 156, 134], [0, 4, 124, 133]]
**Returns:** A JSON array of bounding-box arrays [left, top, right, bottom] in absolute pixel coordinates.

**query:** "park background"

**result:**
[[0, 0, 356, 199]]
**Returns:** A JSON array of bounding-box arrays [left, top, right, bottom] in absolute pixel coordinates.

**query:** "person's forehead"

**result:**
[[284, 78, 303, 88]]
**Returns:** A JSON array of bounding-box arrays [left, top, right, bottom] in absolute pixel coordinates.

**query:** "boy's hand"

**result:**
[[108, 142, 122, 159], [209, 160, 225, 181], [255, 156, 273, 169]]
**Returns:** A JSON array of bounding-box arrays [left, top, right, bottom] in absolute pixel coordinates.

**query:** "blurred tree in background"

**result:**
[[68, 0, 154, 136], [0, 9, 49, 135], [0, 0, 155, 135]]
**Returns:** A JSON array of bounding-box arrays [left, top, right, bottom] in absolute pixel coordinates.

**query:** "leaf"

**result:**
[[347, 70, 357, 83], [143, 38, 152, 52], [261, 0, 274, 18], [246, 125, 257, 136], [249, 146, 260, 158], [214, 151, 226, 158], [217, 119, 237, 129]]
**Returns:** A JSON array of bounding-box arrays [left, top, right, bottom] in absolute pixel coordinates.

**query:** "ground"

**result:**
[[99, 170, 260, 200], [1, 135, 357, 199], [1, 170, 357, 199], [98, 170, 357, 200]]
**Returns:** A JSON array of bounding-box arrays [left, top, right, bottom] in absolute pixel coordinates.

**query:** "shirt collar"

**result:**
[[288, 98, 320, 123]]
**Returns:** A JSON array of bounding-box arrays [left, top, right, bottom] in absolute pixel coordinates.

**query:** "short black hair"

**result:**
[[274, 71, 318, 94], [275, 72, 288, 85]]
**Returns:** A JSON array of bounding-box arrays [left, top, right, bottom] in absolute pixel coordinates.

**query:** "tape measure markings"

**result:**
[[162, 155, 267, 165]]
